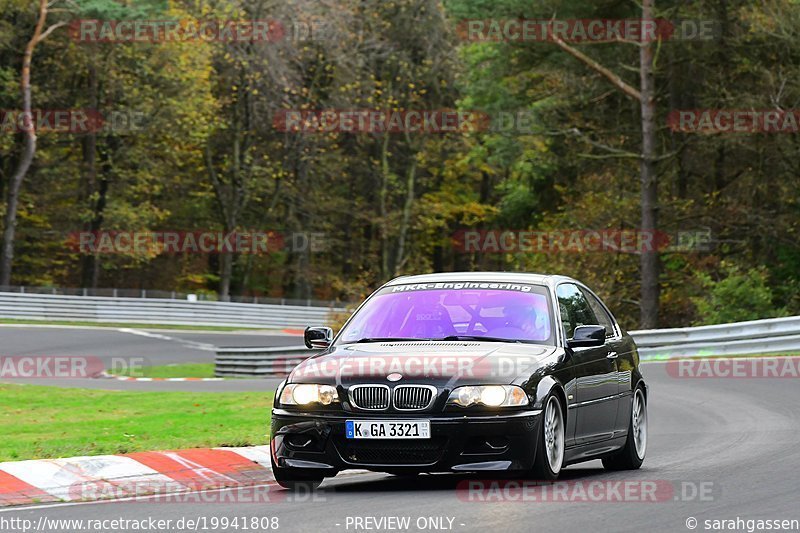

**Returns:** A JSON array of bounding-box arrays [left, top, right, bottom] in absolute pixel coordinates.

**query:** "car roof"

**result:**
[[384, 271, 578, 288]]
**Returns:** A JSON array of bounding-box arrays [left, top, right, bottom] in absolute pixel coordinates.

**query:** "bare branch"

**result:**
[[577, 152, 640, 160], [569, 128, 640, 158], [36, 20, 67, 43], [549, 32, 642, 102]]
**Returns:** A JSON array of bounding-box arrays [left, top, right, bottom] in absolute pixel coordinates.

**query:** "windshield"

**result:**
[[338, 282, 555, 345]]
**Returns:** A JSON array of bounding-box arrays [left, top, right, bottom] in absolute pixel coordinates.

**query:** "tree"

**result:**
[[545, 0, 660, 328], [0, 0, 798, 327], [0, 0, 65, 286]]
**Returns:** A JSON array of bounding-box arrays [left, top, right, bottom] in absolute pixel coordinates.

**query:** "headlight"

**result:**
[[447, 385, 529, 408], [279, 383, 339, 406]]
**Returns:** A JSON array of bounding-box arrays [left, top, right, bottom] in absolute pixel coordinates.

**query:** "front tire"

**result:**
[[531, 393, 566, 480], [603, 386, 647, 471]]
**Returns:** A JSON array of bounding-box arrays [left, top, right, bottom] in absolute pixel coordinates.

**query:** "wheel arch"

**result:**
[[533, 375, 568, 425], [635, 377, 648, 401]]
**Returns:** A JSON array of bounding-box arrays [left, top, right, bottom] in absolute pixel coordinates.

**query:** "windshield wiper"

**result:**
[[348, 337, 428, 344], [437, 335, 526, 344]]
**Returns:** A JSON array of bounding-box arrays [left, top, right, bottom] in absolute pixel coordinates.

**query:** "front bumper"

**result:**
[[270, 408, 542, 475]]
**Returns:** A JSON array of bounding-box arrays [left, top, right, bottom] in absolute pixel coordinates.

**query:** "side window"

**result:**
[[556, 284, 598, 339], [580, 288, 616, 338], [558, 301, 573, 341]]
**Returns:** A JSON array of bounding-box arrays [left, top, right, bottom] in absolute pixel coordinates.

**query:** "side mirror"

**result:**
[[567, 325, 606, 348], [304, 326, 333, 349]]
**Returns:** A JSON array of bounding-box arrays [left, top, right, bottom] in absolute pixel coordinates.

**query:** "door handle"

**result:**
[[606, 351, 618, 359]]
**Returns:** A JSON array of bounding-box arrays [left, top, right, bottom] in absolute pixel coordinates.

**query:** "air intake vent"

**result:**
[[349, 385, 390, 410], [379, 342, 480, 347], [393, 385, 436, 410], [335, 437, 447, 465]]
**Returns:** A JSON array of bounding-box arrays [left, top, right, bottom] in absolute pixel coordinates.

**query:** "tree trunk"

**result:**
[[379, 133, 390, 279], [547, 2, 661, 326], [0, 0, 49, 286], [639, 0, 660, 328], [394, 152, 417, 275], [220, 223, 234, 302], [667, 58, 688, 199], [205, 141, 240, 303], [80, 64, 99, 288]]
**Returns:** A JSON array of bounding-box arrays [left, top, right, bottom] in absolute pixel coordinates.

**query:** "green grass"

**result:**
[[110, 363, 216, 379], [0, 318, 266, 331], [0, 383, 273, 462]]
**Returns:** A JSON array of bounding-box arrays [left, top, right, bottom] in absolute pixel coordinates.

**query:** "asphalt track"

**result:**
[[3, 360, 799, 533], [0, 325, 299, 392], [0, 325, 300, 366], [0, 376, 285, 392]]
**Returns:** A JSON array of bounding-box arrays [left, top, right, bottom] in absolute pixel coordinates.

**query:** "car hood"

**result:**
[[288, 341, 560, 388]]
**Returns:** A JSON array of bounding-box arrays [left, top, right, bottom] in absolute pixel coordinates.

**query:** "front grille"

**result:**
[[350, 385, 390, 410], [393, 386, 436, 410], [335, 437, 447, 465]]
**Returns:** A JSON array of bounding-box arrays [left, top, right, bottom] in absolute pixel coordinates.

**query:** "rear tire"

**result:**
[[530, 393, 566, 481], [603, 386, 647, 471]]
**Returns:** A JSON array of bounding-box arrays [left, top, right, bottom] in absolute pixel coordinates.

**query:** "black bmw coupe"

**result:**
[[271, 272, 648, 489]]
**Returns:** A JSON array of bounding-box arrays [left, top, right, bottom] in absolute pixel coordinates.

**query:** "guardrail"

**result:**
[[0, 285, 343, 307], [630, 315, 800, 359], [214, 315, 800, 378], [0, 291, 345, 329], [215, 346, 320, 378]]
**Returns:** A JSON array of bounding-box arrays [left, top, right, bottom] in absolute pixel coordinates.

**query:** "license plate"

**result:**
[[346, 420, 431, 439]]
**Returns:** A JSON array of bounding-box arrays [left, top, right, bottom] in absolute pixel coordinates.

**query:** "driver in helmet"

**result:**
[[490, 303, 549, 341]]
